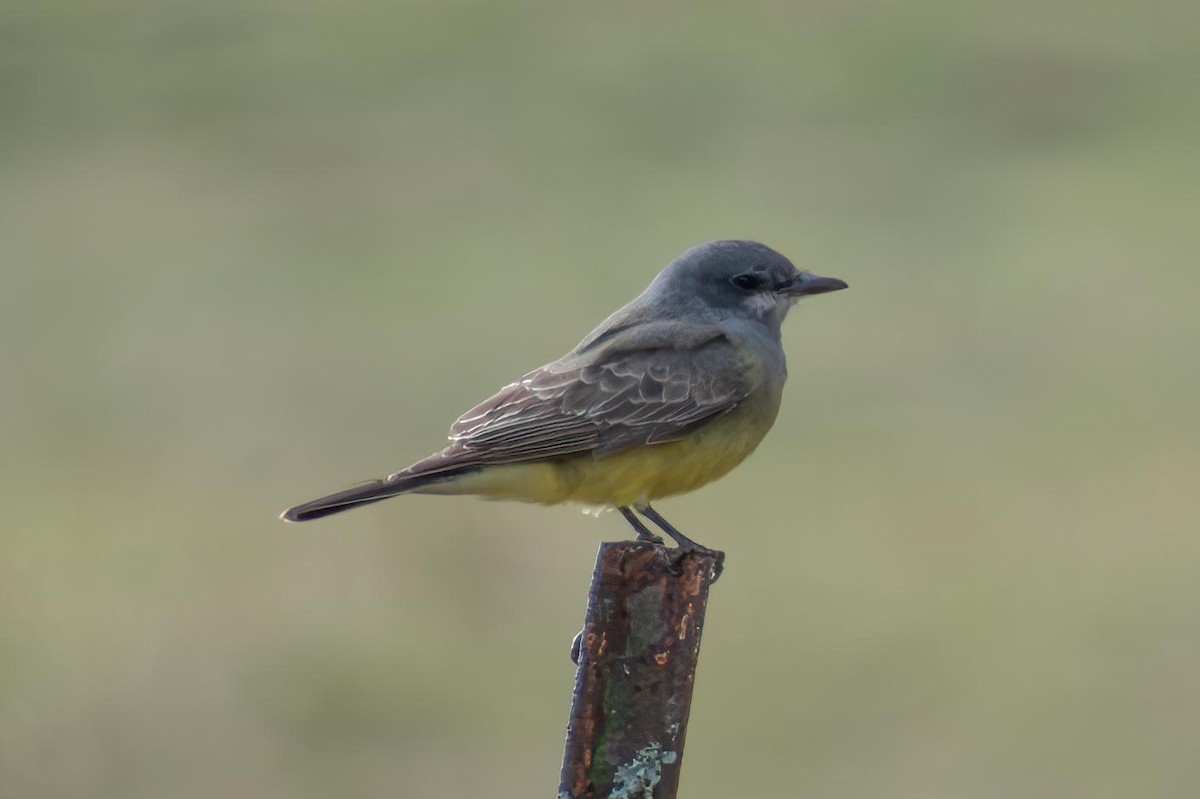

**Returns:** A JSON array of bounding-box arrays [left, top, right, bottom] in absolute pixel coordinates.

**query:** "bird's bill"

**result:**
[[781, 272, 849, 297]]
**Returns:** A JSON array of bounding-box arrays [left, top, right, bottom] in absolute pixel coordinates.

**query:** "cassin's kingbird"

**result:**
[[281, 240, 847, 550]]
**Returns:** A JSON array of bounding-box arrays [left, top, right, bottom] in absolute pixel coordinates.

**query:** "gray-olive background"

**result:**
[[3, 1, 1198, 797]]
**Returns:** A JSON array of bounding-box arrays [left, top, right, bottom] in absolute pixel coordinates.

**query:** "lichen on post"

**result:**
[[558, 541, 724, 799]]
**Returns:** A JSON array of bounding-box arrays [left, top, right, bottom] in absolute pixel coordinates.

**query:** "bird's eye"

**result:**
[[731, 274, 764, 291]]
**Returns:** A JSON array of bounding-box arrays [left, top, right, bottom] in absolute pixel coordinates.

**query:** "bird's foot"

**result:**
[[666, 543, 725, 583], [617, 504, 722, 581]]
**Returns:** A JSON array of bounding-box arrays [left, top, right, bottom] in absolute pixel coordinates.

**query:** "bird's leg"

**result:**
[[619, 506, 664, 546], [636, 504, 710, 554]]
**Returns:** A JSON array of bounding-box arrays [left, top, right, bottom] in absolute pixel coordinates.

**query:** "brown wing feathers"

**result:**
[[432, 338, 753, 468]]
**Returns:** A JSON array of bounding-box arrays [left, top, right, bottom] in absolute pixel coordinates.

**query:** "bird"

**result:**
[[281, 240, 847, 552]]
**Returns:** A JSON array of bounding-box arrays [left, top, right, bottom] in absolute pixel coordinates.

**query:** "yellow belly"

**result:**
[[426, 396, 779, 508]]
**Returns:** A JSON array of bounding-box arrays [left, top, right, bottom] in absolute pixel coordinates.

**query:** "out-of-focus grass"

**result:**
[[2, 1, 1198, 797]]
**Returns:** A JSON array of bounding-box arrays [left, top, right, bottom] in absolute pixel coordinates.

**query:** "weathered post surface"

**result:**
[[558, 541, 724, 799]]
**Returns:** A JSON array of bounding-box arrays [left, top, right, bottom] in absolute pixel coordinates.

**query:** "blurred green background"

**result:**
[[2, 1, 1198, 797]]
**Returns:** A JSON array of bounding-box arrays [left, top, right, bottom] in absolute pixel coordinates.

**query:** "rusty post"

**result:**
[[558, 541, 724, 799]]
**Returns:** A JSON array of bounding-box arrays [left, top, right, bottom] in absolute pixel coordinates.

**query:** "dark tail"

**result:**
[[280, 468, 474, 522]]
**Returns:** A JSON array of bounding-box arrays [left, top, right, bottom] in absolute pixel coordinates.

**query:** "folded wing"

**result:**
[[399, 332, 758, 478]]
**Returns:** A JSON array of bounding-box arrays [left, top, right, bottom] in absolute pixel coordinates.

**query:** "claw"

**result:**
[[667, 545, 725, 583]]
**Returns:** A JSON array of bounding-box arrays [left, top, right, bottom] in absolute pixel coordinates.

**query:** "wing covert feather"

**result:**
[[440, 332, 757, 467]]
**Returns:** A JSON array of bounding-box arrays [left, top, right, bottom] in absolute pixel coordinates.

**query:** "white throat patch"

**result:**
[[746, 292, 780, 317]]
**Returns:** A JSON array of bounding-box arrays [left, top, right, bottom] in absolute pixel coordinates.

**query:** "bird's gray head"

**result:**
[[645, 240, 848, 330]]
